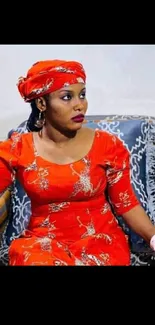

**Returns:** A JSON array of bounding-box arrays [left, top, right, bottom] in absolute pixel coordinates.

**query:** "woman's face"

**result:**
[[37, 83, 88, 132]]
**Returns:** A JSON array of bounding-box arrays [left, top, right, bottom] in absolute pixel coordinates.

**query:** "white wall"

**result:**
[[0, 44, 155, 139]]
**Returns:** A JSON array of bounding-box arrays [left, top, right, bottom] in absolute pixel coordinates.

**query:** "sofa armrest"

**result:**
[[0, 189, 11, 233]]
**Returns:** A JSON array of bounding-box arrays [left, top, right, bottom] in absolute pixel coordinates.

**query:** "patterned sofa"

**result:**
[[0, 114, 155, 266]]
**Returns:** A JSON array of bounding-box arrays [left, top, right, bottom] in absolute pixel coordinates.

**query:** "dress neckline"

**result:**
[[30, 129, 97, 167]]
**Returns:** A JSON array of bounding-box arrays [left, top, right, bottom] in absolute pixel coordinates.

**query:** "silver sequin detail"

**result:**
[[36, 237, 52, 252]]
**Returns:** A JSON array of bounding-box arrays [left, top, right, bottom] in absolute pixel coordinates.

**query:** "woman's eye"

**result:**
[[80, 92, 86, 99], [61, 94, 72, 101], [61, 92, 86, 101]]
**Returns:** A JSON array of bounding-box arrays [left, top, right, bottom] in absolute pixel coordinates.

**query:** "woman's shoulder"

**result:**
[[82, 127, 128, 157], [82, 127, 117, 144], [9, 131, 32, 142], [0, 131, 33, 152]]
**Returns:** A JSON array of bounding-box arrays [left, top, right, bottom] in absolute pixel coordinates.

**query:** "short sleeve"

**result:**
[[102, 132, 140, 215], [0, 132, 22, 193]]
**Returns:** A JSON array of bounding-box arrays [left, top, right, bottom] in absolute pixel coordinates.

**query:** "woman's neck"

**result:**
[[40, 124, 78, 145]]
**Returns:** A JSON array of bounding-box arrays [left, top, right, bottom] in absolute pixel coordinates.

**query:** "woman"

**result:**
[[0, 59, 155, 266]]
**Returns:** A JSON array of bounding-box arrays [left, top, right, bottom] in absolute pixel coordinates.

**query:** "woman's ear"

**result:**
[[35, 97, 46, 112]]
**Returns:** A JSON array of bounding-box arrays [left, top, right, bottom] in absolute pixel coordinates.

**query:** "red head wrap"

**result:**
[[17, 60, 86, 102]]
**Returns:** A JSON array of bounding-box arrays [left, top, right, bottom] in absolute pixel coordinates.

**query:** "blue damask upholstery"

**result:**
[[0, 115, 155, 265]]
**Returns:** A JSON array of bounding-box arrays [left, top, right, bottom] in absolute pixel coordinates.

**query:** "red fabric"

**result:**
[[0, 130, 140, 266], [17, 60, 86, 102]]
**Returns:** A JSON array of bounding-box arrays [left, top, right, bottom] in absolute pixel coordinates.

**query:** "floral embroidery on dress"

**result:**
[[38, 168, 49, 190], [56, 242, 72, 258], [80, 247, 107, 266], [94, 233, 112, 244], [36, 237, 52, 252], [8, 159, 16, 182], [40, 217, 54, 228], [108, 215, 118, 225], [85, 254, 103, 265], [107, 170, 123, 186], [106, 155, 127, 187], [31, 261, 49, 266], [11, 133, 22, 151], [40, 217, 57, 239], [106, 157, 124, 186], [75, 258, 85, 266], [49, 202, 70, 213], [77, 216, 96, 238], [26, 165, 49, 190], [114, 190, 131, 209], [54, 259, 68, 266], [100, 203, 111, 214], [70, 158, 101, 197], [24, 135, 50, 190], [100, 253, 110, 264], [70, 158, 92, 196], [23, 251, 31, 263], [25, 159, 38, 172]]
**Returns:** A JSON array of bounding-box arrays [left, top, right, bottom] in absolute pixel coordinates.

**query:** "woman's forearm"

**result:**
[[122, 205, 155, 244]]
